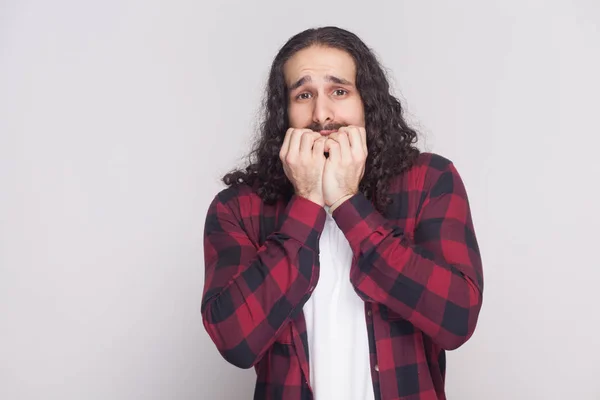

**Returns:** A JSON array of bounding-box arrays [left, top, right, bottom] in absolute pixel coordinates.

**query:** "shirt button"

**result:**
[[374, 364, 379, 372], [367, 310, 372, 317]]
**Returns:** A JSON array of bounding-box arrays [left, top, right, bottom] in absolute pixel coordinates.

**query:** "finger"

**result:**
[[359, 127, 367, 153], [312, 136, 327, 160], [335, 129, 352, 163], [327, 130, 340, 142], [279, 127, 294, 160], [288, 129, 311, 158], [345, 126, 366, 160], [325, 138, 341, 163], [300, 131, 320, 157], [344, 126, 359, 148]]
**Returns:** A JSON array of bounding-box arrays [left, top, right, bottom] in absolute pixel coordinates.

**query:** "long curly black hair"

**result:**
[[222, 26, 420, 213]]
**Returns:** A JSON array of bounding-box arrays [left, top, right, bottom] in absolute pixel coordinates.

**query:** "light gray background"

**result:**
[[1, 0, 599, 399]]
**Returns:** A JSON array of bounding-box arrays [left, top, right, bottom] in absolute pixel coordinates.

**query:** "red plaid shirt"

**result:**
[[202, 152, 483, 400]]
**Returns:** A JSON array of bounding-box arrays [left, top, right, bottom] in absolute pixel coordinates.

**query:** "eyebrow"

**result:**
[[288, 75, 354, 91]]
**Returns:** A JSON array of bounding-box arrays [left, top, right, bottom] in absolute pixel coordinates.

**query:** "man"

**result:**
[[202, 26, 483, 400]]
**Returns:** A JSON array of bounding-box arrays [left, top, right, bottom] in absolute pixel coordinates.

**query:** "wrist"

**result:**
[[297, 192, 324, 207], [329, 193, 354, 212], [307, 195, 325, 207]]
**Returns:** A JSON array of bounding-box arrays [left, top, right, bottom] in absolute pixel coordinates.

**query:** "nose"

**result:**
[[312, 94, 334, 126]]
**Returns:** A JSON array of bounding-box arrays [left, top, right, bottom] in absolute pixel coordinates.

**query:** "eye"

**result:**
[[296, 92, 312, 100], [333, 89, 348, 96]]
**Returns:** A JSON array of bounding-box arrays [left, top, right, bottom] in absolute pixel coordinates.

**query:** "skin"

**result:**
[[280, 45, 368, 211]]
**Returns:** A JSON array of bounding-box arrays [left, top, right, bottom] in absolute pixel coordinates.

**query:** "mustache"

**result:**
[[305, 122, 345, 132]]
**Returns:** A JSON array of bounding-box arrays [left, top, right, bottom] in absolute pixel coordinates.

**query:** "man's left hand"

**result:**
[[322, 126, 368, 211]]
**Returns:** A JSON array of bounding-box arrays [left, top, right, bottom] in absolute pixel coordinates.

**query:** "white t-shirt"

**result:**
[[302, 206, 375, 400]]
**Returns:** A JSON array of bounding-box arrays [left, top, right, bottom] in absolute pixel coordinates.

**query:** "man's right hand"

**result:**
[[279, 128, 327, 206]]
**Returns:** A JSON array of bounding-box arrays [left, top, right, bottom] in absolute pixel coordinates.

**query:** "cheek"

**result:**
[[339, 100, 365, 126], [356, 107, 366, 126], [287, 105, 310, 127]]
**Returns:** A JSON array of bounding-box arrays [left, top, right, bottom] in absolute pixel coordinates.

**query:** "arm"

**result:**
[[202, 188, 326, 368], [332, 161, 483, 350]]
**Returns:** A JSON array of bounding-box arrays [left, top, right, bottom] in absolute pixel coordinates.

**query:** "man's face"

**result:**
[[283, 45, 365, 136]]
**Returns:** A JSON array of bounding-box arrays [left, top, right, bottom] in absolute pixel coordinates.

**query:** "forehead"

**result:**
[[283, 46, 356, 86]]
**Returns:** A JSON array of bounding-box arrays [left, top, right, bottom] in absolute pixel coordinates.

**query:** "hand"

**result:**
[[279, 128, 328, 206], [322, 126, 368, 210]]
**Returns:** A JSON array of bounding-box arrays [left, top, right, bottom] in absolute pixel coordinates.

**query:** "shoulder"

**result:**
[[204, 184, 265, 236], [413, 152, 455, 172], [389, 152, 457, 188], [414, 152, 469, 198], [210, 183, 262, 212]]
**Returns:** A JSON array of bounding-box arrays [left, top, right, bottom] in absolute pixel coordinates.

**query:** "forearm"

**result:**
[[202, 240, 318, 366], [348, 227, 482, 349], [202, 194, 325, 367], [333, 192, 483, 350]]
